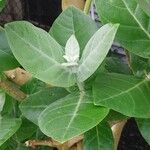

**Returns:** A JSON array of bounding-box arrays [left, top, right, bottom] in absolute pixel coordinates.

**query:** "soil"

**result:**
[[118, 119, 150, 150]]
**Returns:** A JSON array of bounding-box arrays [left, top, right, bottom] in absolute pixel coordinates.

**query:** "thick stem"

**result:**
[[0, 80, 26, 101], [25, 139, 54, 149], [84, 0, 92, 14], [25, 136, 83, 150]]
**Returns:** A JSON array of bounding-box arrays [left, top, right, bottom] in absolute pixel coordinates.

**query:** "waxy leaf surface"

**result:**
[[5, 21, 76, 87], [39, 92, 109, 143], [93, 73, 150, 118]]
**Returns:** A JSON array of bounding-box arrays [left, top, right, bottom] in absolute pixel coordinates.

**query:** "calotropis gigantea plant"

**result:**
[[0, 1, 150, 150], [5, 11, 119, 143]]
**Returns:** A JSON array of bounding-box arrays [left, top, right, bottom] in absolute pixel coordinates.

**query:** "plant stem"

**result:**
[[25, 139, 54, 149], [84, 0, 92, 14], [0, 80, 26, 101], [111, 119, 128, 150], [25, 136, 83, 150]]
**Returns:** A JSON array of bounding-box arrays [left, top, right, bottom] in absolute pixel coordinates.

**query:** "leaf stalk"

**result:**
[[84, 0, 93, 14]]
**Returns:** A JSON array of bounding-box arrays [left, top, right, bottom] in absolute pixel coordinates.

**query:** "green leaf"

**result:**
[[1, 95, 13, 116], [77, 23, 119, 82], [15, 118, 37, 142], [93, 73, 150, 118], [130, 53, 150, 77], [0, 27, 19, 72], [0, 91, 5, 113], [5, 21, 76, 87], [50, 6, 98, 53], [105, 56, 131, 75], [96, 0, 150, 58], [0, 0, 6, 12], [38, 92, 109, 143], [0, 117, 21, 146], [21, 78, 46, 94], [84, 122, 114, 150], [138, 0, 150, 17], [20, 88, 68, 125], [136, 118, 150, 145], [106, 110, 128, 122]]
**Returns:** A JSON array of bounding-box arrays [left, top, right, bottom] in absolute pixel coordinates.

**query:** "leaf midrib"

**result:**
[[98, 78, 147, 102], [62, 92, 85, 139], [7, 26, 61, 65], [122, 0, 150, 39]]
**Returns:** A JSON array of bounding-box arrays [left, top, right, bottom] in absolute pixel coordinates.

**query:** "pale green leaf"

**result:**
[[5, 21, 76, 87], [136, 118, 150, 144], [0, 27, 19, 72], [96, 0, 150, 58], [0, 117, 21, 146], [77, 23, 119, 82], [20, 88, 68, 125], [93, 73, 150, 118], [50, 6, 98, 53], [62, 34, 80, 69], [138, 0, 150, 17], [65, 34, 80, 61], [84, 122, 114, 150], [38, 92, 109, 143]]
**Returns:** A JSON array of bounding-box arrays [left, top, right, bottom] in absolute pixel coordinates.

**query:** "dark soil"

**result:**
[[118, 119, 150, 150]]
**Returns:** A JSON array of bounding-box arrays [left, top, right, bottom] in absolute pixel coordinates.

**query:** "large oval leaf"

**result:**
[[20, 88, 68, 125], [0, 117, 21, 146], [38, 92, 109, 143], [93, 73, 150, 118], [50, 6, 98, 53], [77, 23, 119, 82], [0, 27, 19, 72], [96, 0, 150, 58], [84, 122, 114, 150], [138, 0, 150, 17], [136, 118, 150, 145], [5, 21, 76, 87]]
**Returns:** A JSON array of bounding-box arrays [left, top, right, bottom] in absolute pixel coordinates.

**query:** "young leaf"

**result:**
[[62, 35, 80, 69], [138, 0, 150, 17], [77, 23, 119, 82], [65, 35, 80, 61], [93, 73, 150, 118], [136, 118, 150, 145], [20, 88, 68, 125], [0, 117, 21, 146], [50, 6, 98, 53], [0, 27, 19, 72], [38, 92, 109, 143], [5, 21, 76, 87], [95, 0, 150, 58], [0, 91, 5, 113], [84, 122, 114, 150]]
